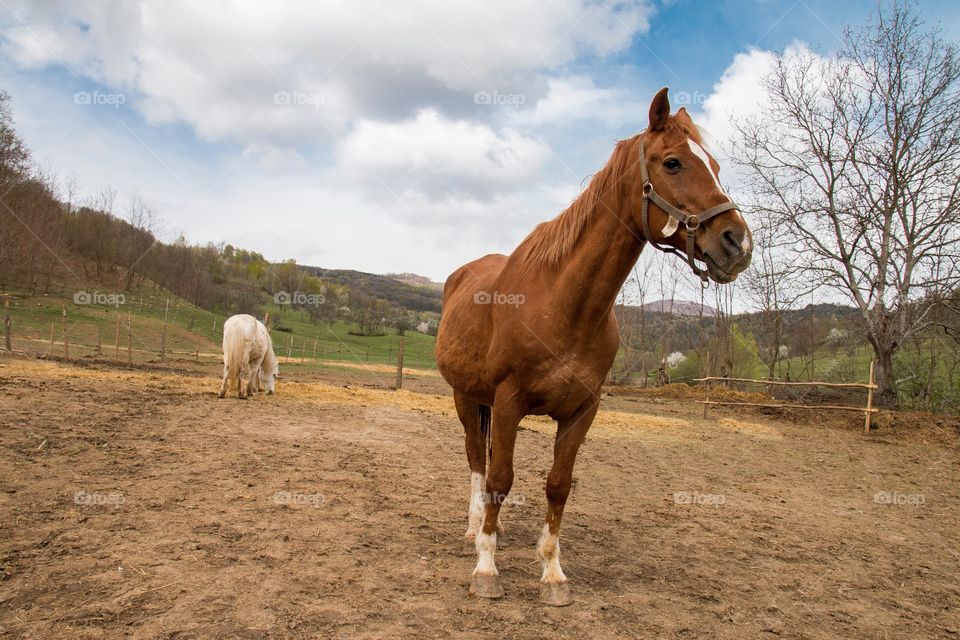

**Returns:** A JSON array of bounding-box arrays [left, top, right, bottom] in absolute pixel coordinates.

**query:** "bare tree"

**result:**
[[733, 1, 960, 404], [740, 212, 801, 379]]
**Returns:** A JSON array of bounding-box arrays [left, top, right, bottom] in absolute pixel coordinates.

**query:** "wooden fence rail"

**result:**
[[695, 361, 878, 432]]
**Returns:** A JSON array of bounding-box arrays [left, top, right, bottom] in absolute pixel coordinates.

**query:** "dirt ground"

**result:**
[[1, 355, 958, 639]]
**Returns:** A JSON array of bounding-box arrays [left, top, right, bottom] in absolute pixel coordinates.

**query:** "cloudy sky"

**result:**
[[2, 0, 958, 293]]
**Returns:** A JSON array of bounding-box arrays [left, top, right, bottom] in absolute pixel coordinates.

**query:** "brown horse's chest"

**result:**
[[506, 324, 619, 418]]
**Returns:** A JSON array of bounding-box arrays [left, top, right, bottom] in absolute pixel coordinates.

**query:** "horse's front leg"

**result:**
[[538, 391, 600, 606], [470, 381, 524, 599]]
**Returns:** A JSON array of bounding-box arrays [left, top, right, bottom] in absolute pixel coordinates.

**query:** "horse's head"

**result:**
[[261, 361, 278, 395], [630, 87, 752, 283]]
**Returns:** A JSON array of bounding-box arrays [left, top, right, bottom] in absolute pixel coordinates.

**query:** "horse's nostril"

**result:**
[[721, 229, 744, 257]]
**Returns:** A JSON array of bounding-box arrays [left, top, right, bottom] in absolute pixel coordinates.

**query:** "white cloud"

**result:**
[[512, 75, 647, 128], [0, 0, 654, 149], [695, 42, 818, 156], [333, 109, 551, 202], [696, 48, 776, 154]]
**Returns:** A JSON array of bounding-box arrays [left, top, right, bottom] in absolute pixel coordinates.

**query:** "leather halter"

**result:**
[[638, 135, 740, 282]]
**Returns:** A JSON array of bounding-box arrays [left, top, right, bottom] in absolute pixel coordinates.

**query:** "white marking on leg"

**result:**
[[466, 472, 484, 537], [537, 524, 567, 584], [473, 531, 499, 576]]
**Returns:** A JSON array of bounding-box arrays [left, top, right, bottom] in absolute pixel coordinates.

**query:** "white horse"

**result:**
[[218, 314, 279, 399]]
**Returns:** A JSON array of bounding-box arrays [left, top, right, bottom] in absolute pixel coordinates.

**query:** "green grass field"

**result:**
[[4, 284, 438, 371]]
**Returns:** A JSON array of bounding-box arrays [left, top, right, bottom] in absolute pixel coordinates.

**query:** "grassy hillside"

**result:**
[[4, 278, 438, 372]]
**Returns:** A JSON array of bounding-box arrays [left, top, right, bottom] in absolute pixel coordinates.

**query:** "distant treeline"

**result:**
[[301, 266, 442, 313], [0, 90, 437, 332]]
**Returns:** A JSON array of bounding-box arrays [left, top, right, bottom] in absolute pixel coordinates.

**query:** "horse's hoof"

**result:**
[[540, 582, 573, 607], [470, 574, 504, 599]]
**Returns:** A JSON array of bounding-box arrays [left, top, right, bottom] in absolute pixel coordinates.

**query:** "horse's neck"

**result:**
[[554, 193, 644, 326]]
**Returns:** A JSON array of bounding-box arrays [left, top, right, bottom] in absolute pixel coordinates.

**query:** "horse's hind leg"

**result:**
[[218, 361, 229, 398], [454, 392, 487, 550], [537, 391, 600, 607], [470, 381, 523, 600], [237, 347, 252, 399], [246, 363, 260, 397]]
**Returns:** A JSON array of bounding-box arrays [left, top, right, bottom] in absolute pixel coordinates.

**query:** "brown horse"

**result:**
[[435, 88, 752, 606]]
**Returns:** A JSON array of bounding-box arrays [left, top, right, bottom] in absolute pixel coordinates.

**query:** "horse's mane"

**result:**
[[517, 120, 703, 270]]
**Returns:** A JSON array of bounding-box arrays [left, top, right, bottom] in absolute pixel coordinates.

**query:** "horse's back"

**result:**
[[441, 253, 508, 303], [223, 314, 260, 360]]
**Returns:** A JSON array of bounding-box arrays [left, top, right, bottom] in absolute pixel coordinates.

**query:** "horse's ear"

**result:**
[[648, 87, 670, 132], [676, 106, 692, 123]]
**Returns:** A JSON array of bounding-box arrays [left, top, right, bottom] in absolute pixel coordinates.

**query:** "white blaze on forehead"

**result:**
[[687, 138, 747, 225], [686, 139, 726, 195]]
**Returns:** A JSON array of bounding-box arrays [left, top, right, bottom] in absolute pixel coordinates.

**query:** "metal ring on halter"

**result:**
[[686, 215, 700, 230], [642, 182, 653, 196]]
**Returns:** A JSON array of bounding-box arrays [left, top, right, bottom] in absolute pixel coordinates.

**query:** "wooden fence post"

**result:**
[[61, 306, 69, 359], [395, 339, 405, 390], [287, 335, 293, 363], [127, 311, 132, 365], [3, 297, 11, 352], [312, 337, 318, 360], [49, 321, 55, 354], [114, 316, 121, 359], [703, 379, 711, 420], [160, 298, 169, 360], [864, 360, 875, 433], [300, 339, 306, 363], [212, 317, 218, 336], [96, 324, 102, 356], [196, 340, 200, 362]]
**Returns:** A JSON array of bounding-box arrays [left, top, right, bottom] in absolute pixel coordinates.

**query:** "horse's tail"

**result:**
[[224, 325, 246, 391], [479, 404, 492, 469]]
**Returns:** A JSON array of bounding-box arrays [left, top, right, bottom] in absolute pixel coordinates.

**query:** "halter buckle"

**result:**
[[642, 182, 653, 196], [685, 215, 700, 231]]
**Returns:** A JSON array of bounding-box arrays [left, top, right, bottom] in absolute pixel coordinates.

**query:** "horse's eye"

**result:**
[[663, 158, 681, 173]]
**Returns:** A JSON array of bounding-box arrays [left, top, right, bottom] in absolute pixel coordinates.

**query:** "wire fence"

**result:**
[[1, 295, 438, 389]]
